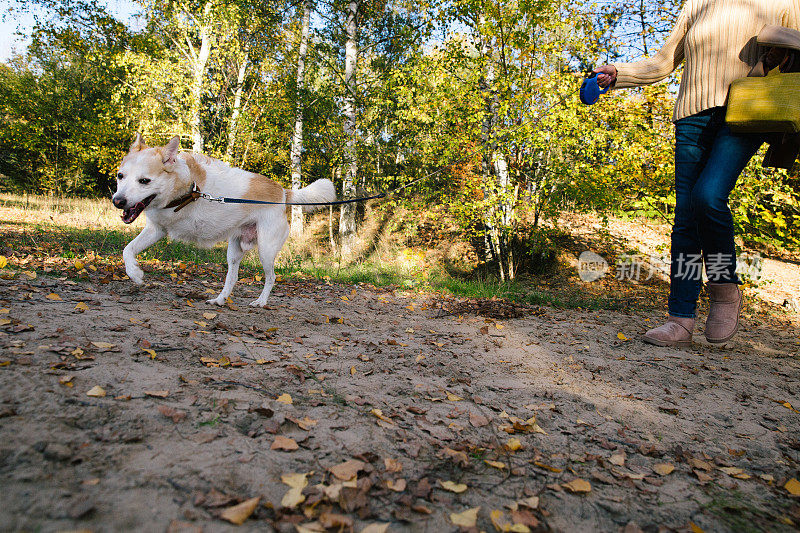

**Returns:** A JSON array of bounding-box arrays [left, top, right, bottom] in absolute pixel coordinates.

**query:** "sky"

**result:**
[[0, 0, 142, 61]]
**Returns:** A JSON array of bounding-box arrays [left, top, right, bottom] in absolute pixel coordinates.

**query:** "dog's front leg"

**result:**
[[123, 224, 165, 284], [207, 238, 245, 306]]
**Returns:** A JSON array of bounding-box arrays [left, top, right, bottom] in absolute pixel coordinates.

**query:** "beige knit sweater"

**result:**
[[613, 0, 800, 121]]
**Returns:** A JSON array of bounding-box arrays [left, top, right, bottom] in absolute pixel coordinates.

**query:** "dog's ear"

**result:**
[[129, 132, 148, 153], [162, 135, 181, 170]]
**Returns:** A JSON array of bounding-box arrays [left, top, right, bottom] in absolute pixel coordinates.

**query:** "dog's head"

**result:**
[[112, 134, 183, 224]]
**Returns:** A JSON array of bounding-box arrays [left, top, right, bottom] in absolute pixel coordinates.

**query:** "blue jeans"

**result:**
[[669, 107, 763, 318]]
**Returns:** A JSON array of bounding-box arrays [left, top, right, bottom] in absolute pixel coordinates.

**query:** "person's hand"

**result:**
[[593, 65, 617, 88]]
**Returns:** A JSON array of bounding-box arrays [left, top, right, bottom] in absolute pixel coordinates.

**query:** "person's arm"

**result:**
[[610, 5, 691, 89]]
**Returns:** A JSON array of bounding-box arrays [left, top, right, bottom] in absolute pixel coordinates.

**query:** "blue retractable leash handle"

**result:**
[[580, 73, 610, 105]]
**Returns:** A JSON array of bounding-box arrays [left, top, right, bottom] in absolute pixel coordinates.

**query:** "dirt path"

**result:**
[[1, 274, 800, 532]]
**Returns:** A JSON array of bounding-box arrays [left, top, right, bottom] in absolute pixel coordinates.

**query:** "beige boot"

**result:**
[[642, 316, 695, 348], [705, 282, 743, 343]]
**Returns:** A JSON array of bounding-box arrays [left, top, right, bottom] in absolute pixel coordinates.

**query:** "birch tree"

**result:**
[[339, 0, 359, 257], [290, 0, 312, 237]]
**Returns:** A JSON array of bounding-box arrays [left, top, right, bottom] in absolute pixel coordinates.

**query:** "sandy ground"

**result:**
[[1, 269, 800, 533]]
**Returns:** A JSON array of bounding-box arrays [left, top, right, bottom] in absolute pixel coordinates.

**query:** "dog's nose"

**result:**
[[113, 196, 127, 209]]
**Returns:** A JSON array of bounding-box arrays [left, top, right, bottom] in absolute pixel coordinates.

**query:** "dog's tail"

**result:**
[[286, 179, 336, 213]]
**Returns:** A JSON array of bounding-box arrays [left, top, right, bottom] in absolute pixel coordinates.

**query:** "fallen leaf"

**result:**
[[91, 341, 116, 351], [157, 405, 187, 423], [506, 438, 523, 452], [203, 312, 217, 319], [439, 480, 468, 493], [470, 411, 490, 427], [609, 452, 626, 467], [785, 478, 800, 496], [719, 466, 750, 479], [329, 459, 365, 481], [74, 259, 85, 270], [86, 385, 106, 397], [319, 512, 353, 529], [281, 472, 310, 508], [271, 436, 299, 451], [617, 332, 629, 341], [491, 509, 531, 533], [450, 507, 480, 527], [386, 478, 406, 492], [689, 522, 704, 533], [143, 348, 157, 359], [518, 496, 539, 509], [360, 524, 390, 533], [0, 256, 6, 269], [220, 496, 260, 525], [562, 478, 591, 493], [653, 463, 675, 476], [446, 392, 463, 401], [533, 461, 562, 473], [46, 293, 62, 301], [442, 447, 469, 467], [144, 390, 169, 398], [276, 393, 293, 405], [384, 458, 403, 473], [370, 408, 394, 424], [485, 459, 507, 469], [58, 375, 74, 387], [75, 302, 89, 312]]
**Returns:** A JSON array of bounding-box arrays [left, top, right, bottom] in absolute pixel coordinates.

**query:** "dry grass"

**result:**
[[0, 193, 145, 231]]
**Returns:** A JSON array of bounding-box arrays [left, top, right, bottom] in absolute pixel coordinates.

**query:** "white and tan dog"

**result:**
[[112, 134, 335, 307]]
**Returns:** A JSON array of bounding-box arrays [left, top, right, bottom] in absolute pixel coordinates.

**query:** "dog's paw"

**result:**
[[206, 296, 227, 306], [126, 267, 145, 285], [249, 298, 269, 308]]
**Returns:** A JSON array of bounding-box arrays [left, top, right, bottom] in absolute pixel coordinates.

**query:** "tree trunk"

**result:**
[[290, 0, 312, 238], [339, 0, 359, 257], [225, 52, 249, 163], [189, 2, 213, 153]]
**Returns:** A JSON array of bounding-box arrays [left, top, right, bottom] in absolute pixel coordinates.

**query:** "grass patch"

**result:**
[[2, 215, 632, 312]]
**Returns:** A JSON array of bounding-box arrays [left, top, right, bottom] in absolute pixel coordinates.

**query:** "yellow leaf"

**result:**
[[59, 375, 74, 387], [562, 478, 591, 493], [143, 348, 157, 359], [276, 393, 293, 405], [271, 436, 299, 451], [22, 270, 36, 280], [533, 461, 562, 473], [220, 496, 260, 525], [491, 509, 531, 533], [446, 392, 463, 401], [91, 342, 116, 350], [653, 463, 675, 476], [86, 385, 106, 397], [439, 480, 468, 493], [202, 312, 217, 319], [689, 522, 705, 533], [329, 460, 365, 481], [785, 478, 800, 496], [186, 299, 194, 307], [0, 256, 6, 269], [386, 478, 406, 492], [350, 366, 357, 375], [0, 308, 8, 314], [280, 472, 310, 508], [506, 438, 523, 452], [450, 507, 480, 527], [360, 524, 390, 533], [194, 321, 207, 328], [485, 459, 507, 469], [617, 332, 628, 341], [340, 295, 349, 301], [371, 408, 394, 424], [0, 319, 11, 326], [75, 302, 89, 312], [74, 259, 84, 270], [256, 359, 269, 365], [144, 390, 169, 398], [46, 293, 62, 301]]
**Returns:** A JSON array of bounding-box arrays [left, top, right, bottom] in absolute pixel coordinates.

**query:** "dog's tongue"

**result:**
[[121, 201, 145, 224]]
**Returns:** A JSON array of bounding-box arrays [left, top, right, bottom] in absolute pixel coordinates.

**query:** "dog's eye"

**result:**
[[139, 178, 151, 185], [117, 173, 124, 180]]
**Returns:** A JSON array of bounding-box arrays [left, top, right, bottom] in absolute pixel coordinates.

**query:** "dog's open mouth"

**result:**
[[121, 194, 157, 224]]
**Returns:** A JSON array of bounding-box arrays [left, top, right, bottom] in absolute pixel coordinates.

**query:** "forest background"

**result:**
[[0, 0, 797, 282]]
